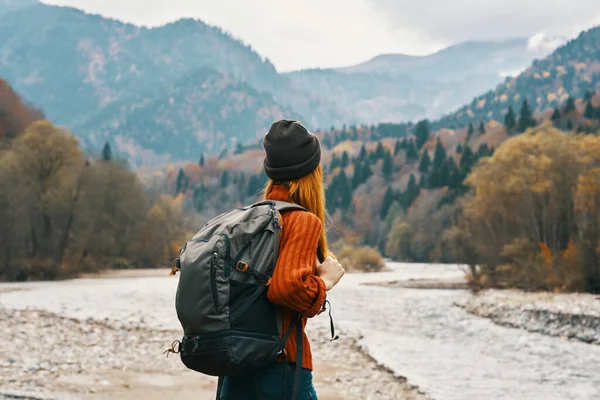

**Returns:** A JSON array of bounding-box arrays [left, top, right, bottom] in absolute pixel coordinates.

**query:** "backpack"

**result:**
[[167, 200, 322, 399]]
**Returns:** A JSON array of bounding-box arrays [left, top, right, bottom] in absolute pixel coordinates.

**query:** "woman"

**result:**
[[219, 120, 345, 399]]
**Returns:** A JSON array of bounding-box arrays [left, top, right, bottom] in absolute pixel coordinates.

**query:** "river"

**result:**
[[1, 263, 598, 400]]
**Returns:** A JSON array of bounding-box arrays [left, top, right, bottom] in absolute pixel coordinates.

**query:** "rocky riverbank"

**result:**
[[0, 307, 428, 400], [461, 289, 600, 345]]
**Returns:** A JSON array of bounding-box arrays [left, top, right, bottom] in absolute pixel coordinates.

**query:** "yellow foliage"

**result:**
[[539, 242, 553, 269], [542, 71, 550, 78], [499, 94, 508, 102], [547, 93, 557, 102]]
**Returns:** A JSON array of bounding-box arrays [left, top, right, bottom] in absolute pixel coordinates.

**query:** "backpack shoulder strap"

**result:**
[[249, 200, 306, 213]]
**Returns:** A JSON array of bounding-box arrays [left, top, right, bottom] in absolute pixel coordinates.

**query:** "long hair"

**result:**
[[264, 164, 329, 258]]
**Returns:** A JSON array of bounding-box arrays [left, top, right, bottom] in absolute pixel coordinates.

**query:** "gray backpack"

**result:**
[[168, 200, 323, 399]]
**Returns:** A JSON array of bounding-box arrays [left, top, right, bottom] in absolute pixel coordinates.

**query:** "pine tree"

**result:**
[[418, 174, 427, 188], [418, 151, 431, 173], [551, 107, 561, 122], [517, 99, 535, 132], [375, 142, 385, 160], [584, 90, 595, 102], [459, 146, 475, 172], [338, 170, 353, 209], [404, 174, 420, 209], [504, 106, 516, 132], [415, 119, 430, 149], [101, 142, 113, 161], [382, 151, 394, 181], [359, 145, 367, 161], [479, 122, 486, 134], [176, 169, 188, 194], [432, 138, 447, 171], [400, 138, 408, 149], [330, 153, 339, 171], [199, 153, 205, 167], [564, 96, 576, 114], [380, 187, 394, 219], [477, 143, 490, 158], [467, 122, 474, 141], [220, 170, 230, 188], [235, 142, 243, 154], [446, 157, 460, 190], [394, 140, 402, 156], [566, 118, 574, 131], [406, 139, 419, 162], [456, 143, 463, 154], [584, 100, 595, 119], [341, 151, 350, 168]]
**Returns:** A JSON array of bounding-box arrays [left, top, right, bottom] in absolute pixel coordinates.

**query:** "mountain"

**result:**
[[285, 38, 558, 125], [438, 26, 600, 129], [0, 1, 565, 165], [152, 24, 600, 261], [0, 2, 337, 165]]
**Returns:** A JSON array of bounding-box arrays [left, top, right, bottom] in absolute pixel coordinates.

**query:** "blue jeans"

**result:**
[[219, 362, 318, 400]]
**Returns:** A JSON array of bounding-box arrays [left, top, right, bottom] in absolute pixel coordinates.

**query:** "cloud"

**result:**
[[40, 0, 600, 71], [369, 0, 600, 43]]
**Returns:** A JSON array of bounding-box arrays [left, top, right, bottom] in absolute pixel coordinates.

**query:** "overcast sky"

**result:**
[[41, 0, 600, 72]]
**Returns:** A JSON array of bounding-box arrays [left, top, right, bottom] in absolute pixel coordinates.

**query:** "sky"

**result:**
[[41, 0, 600, 72]]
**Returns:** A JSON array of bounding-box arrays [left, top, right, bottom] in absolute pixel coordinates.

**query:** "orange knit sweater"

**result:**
[[266, 185, 327, 371]]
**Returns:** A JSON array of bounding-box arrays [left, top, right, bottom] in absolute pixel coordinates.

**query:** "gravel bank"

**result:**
[[462, 289, 600, 345], [0, 307, 427, 400]]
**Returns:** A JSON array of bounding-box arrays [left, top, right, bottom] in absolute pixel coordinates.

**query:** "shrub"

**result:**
[[336, 245, 385, 273]]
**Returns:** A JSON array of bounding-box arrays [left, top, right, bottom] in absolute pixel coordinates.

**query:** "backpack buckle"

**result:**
[[236, 261, 249, 272]]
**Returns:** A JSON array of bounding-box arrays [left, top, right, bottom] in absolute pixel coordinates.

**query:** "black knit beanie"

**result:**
[[263, 120, 321, 181]]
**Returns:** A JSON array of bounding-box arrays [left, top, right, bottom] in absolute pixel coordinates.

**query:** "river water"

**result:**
[[1, 263, 598, 400]]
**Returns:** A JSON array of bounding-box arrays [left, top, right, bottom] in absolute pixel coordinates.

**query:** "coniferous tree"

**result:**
[[400, 138, 408, 149], [467, 122, 474, 142], [359, 144, 367, 161], [479, 122, 486, 134], [176, 169, 188, 194], [235, 142, 243, 154], [394, 140, 402, 156], [380, 187, 394, 219], [456, 143, 463, 154], [446, 157, 460, 190], [337, 170, 353, 210], [220, 170, 229, 188], [551, 107, 562, 122], [406, 139, 419, 162], [566, 118, 574, 131], [518, 99, 535, 132], [477, 143, 490, 158], [330, 153, 339, 171], [415, 119, 430, 149], [459, 145, 475, 173], [584, 90, 594, 102], [101, 142, 113, 161], [584, 100, 595, 119], [404, 174, 420, 209], [432, 138, 447, 171], [418, 151, 431, 173], [418, 174, 427, 188], [564, 96, 576, 114], [375, 142, 385, 160], [504, 106, 516, 132], [382, 151, 394, 181], [340, 151, 350, 168], [199, 153, 205, 167]]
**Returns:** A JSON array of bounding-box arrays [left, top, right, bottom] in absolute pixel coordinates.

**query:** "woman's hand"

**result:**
[[316, 256, 345, 291]]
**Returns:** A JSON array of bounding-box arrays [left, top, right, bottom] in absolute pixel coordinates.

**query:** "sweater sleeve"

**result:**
[[267, 211, 327, 318]]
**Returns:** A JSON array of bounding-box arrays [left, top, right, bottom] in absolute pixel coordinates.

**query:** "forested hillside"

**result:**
[[0, 1, 555, 166], [0, 78, 185, 281]]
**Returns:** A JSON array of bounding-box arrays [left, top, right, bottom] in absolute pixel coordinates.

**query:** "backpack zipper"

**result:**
[[210, 251, 219, 311]]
